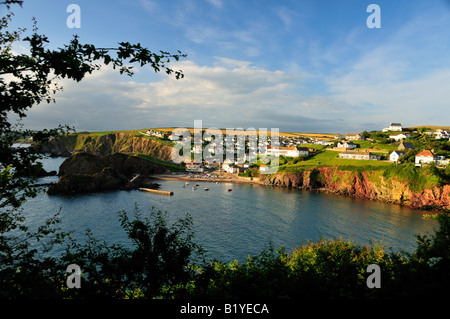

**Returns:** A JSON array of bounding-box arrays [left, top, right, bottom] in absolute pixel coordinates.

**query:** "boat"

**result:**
[[228, 189, 232, 192], [204, 188, 209, 191]]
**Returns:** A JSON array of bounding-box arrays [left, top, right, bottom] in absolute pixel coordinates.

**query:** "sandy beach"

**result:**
[[148, 172, 264, 185]]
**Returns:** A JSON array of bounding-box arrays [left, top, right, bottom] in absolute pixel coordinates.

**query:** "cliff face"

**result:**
[[47, 152, 168, 195], [42, 133, 173, 161], [261, 167, 450, 210]]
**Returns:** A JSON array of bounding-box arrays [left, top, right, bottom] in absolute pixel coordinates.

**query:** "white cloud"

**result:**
[[19, 58, 348, 133], [205, 0, 222, 9]]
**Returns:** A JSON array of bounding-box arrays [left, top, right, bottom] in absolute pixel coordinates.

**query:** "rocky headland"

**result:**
[[47, 152, 167, 195]]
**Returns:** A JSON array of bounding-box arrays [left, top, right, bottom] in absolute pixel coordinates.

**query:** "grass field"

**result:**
[[279, 150, 393, 169]]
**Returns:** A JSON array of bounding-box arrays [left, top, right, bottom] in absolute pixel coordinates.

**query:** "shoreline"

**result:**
[[148, 172, 264, 185], [148, 172, 447, 213]]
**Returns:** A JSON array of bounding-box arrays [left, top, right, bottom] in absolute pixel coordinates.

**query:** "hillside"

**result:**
[[151, 127, 336, 138], [406, 125, 450, 131]]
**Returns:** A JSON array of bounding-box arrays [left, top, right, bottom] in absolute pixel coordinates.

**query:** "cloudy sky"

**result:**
[[5, 0, 450, 133]]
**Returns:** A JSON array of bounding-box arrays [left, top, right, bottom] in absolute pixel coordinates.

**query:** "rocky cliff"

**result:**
[[47, 152, 167, 195], [42, 132, 173, 161], [260, 166, 450, 210]]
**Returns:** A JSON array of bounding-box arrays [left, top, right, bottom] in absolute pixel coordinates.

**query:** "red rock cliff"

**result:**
[[261, 167, 450, 210]]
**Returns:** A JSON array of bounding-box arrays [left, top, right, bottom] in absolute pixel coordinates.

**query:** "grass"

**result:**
[[279, 150, 393, 169], [133, 153, 185, 172], [299, 144, 327, 150]]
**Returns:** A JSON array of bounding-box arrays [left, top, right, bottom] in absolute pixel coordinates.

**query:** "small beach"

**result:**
[[149, 172, 263, 185]]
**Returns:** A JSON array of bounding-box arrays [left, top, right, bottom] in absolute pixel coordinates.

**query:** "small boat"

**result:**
[[196, 184, 199, 186], [204, 188, 209, 191], [228, 189, 232, 192]]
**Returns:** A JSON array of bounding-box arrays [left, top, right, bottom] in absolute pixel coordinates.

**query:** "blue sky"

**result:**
[[5, 0, 450, 133]]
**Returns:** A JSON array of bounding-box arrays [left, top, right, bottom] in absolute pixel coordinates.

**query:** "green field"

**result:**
[[278, 150, 393, 171]]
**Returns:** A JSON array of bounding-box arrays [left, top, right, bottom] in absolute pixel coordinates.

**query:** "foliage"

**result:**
[[0, 208, 69, 298], [382, 163, 444, 191], [172, 213, 450, 299], [59, 208, 204, 299], [0, 1, 187, 299]]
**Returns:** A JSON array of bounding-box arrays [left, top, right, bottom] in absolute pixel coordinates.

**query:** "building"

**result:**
[[265, 145, 308, 157], [389, 151, 404, 162], [337, 141, 357, 149], [296, 147, 310, 156], [315, 138, 331, 145], [185, 162, 204, 173], [389, 133, 411, 142], [339, 150, 380, 161], [383, 123, 403, 132], [415, 150, 435, 166], [398, 141, 414, 151], [345, 133, 366, 141], [259, 165, 270, 173], [435, 130, 450, 140], [435, 157, 450, 166], [225, 164, 238, 174]]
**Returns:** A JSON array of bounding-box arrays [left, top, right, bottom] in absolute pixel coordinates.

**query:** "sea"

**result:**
[[18, 155, 438, 263]]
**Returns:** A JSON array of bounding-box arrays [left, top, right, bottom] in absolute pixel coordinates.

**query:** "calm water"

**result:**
[[20, 157, 438, 263]]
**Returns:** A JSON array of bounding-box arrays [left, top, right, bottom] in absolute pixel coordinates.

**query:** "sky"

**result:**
[[4, 0, 450, 134]]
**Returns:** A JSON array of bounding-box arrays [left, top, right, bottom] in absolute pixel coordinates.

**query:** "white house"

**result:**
[[225, 164, 238, 174], [389, 151, 404, 162], [265, 146, 308, 157], [337, 141, 357, 149], [435, 130, 450, 140], [259, 165, 270, 173], [389, 133, 411, 141], [345, 133, 366, 141], [383, 123, 403, 132], [415, 150, 435, 165], [338, 151, 380, 161]]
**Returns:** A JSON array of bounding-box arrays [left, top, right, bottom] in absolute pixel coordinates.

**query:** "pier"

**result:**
[[139, 188, 173, 195]]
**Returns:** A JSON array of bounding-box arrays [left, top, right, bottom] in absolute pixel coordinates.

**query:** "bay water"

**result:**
[[20, 156, 437, 263]]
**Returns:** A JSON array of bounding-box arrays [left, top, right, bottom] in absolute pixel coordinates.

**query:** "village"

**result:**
[[141, 123, 450, 176]]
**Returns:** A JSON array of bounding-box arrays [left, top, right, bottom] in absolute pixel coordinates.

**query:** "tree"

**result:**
[[0, 1, 188, 297], [1, 2, 186, 204], [59, 208, 204, 299]]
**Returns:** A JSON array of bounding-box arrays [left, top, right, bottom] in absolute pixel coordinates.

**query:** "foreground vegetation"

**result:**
[[1, 207, 449, 299]]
